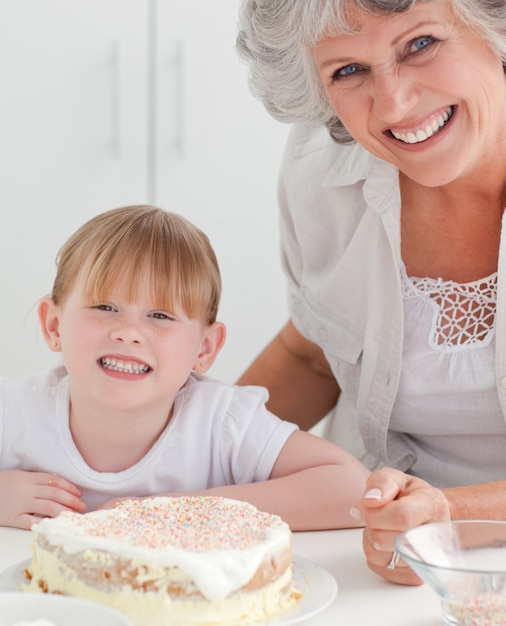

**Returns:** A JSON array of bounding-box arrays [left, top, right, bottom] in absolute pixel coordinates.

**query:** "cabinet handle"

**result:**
[[174, 38, 185, 159], [111, 39, 121, 159]]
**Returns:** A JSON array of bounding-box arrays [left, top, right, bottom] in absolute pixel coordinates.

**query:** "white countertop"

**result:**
[[0, 526, 443, 625]]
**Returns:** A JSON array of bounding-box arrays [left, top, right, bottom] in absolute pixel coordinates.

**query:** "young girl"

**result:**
[[0, 205, 369, 530]]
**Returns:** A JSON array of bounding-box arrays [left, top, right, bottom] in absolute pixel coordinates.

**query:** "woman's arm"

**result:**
[[444, 481, 506, 520], [237, 320, 340, 431]]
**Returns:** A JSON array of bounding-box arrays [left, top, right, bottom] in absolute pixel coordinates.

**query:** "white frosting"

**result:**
[[31, 496, 291, 601]]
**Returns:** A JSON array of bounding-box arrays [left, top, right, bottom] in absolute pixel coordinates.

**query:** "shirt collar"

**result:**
[[321, 140, 400, 216], [322, 141, 374, 187]]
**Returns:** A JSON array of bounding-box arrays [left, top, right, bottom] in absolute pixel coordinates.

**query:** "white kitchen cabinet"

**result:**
[[0, 1, 289, 383], [153, 1, 290, 382], [0, 0, 150, 379]]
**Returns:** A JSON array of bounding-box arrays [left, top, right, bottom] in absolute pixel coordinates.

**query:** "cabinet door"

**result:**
[[0, 1, 289, 384], [0, 0, 149, 377], [154, 1, 290, 383]]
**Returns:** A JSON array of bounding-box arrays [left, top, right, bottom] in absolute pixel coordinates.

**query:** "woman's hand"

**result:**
[[353, 468, 450, 585], [0, 470, 86, 529]]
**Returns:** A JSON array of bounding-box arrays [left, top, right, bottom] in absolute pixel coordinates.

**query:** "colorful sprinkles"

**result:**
[[56, 496, 285, 552], [445, 593, 506, 626]]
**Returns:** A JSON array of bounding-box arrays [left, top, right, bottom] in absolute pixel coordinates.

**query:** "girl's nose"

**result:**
[[110, 324, 144, 345]]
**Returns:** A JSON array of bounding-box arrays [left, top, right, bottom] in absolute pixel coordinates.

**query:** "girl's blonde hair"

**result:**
[[51, 205, 221, 325]]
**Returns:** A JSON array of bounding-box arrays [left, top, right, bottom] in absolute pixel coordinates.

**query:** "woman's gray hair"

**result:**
[[236, 0, 506, 143]]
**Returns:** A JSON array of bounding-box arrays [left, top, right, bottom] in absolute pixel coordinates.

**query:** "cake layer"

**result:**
[[25, 544, 295, 626]]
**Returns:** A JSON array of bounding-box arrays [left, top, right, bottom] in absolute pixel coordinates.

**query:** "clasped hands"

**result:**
[[351, 467, 451, 585]]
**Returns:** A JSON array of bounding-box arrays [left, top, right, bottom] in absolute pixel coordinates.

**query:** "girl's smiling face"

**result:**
[[39, 271, 225, 417], [310, 0, 506, 187]]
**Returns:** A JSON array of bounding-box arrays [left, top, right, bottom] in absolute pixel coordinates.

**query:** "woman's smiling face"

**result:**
[[311, 0, 506, 187]]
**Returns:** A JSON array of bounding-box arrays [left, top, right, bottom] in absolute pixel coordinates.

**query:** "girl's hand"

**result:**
[[0, 469, 86, 529], [353, 468, 450, 585]]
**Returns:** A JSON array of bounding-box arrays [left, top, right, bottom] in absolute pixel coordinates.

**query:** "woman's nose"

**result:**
[[371, 69, 419, 123]]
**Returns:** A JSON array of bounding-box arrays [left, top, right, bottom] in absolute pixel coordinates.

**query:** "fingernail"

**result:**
[[349, 506, 362, 520], [364, 488, 383, 500]]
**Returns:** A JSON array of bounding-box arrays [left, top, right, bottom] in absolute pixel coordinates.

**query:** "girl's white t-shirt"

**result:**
[[0, 368, 297, 510]]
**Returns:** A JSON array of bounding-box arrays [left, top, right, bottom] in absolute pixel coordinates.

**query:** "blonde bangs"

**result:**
[[52, 206, 221, 325]]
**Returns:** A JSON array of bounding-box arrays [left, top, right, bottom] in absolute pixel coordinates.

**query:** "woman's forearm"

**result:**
[[444, 481, 506, 520]]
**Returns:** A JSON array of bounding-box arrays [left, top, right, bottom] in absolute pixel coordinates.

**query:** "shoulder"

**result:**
[[286, 123, 339, 158], [181, 373, 270, 413], [22, 365, 68, 386], [278, 125, 391, 229], [282, 124, 372, 181], [2, 365, 66, 388], [0, 366, 68, 440], [1, 365, 68, 404], [279, 124, 399, 230], [282, 123, 400, 192], [183, 375, 298, 443]]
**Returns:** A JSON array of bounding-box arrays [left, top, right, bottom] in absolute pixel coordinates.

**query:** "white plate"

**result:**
[[0, 591, 131, 625], [265, 555, 338, 625], [0, 555, 337, 625]]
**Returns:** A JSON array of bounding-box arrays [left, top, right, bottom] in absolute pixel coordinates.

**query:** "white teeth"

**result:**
[[100, 357, 149, 374], [391, 106, 454, 144]]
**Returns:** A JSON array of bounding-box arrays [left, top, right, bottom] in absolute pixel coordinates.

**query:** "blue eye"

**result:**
[[333, 63, 363, 81], [411, 35, 434, 53]]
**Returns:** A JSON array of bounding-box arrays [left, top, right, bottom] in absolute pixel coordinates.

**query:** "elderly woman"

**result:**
[[236, 0, 506, 584]]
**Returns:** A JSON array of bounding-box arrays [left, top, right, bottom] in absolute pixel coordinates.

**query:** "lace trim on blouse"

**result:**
[[401, 265, 497, 352]]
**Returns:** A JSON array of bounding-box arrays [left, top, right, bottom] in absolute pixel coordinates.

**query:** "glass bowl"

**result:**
[[395, 520, 506, 626]]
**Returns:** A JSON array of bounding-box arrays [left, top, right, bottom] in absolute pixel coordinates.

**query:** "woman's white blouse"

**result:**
[[279, 122, 506, 482], [389, 266, 506, 487]]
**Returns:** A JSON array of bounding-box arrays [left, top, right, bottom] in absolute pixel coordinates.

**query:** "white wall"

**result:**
[[0, 1, 289, 384]]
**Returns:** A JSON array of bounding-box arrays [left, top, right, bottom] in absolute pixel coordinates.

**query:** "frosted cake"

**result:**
[[24, 496, 299, 625]]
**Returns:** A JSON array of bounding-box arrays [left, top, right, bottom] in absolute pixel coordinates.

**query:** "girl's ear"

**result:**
[[193, 321, 226, 373], [38, 296, 62, 352]]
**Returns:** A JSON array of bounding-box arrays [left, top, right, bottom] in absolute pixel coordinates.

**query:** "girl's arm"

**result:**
[[166, 431, 370, 531], [100, 431, 370, 530]]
